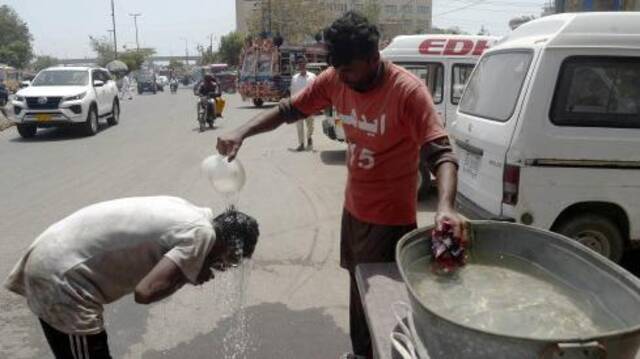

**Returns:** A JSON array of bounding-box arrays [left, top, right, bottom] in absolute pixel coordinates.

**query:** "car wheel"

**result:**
[[107, 100, 120, 126], [252, 98, 264, 107], [82, 106, 99, 136], [17, 124, 37, 138], [556, 214, 624, 262]]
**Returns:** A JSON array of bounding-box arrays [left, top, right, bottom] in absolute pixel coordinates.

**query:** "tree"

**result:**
[[197, 44, 219, 66], [0, 5, 33, 68], [168, 59, 185, 71], [90, 36, 154, 72], [119, 48, 155, 72], [89, 36, 115, 67], [362, 0, 382, 26], [32, 55, 59, 71], [217, 31, 245, 66], [247, 0, 331, 44]]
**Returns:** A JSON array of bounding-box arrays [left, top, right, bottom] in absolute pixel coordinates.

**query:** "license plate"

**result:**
[[462, 150, 481, 179], [36, 114, 52, 122]]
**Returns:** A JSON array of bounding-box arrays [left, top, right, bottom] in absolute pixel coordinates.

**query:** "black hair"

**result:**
[[213, 209, 259, 262], [323, 11, 380, 68]]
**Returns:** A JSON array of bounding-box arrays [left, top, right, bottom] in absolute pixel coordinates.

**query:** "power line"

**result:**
[[434, 0, 488, 17]]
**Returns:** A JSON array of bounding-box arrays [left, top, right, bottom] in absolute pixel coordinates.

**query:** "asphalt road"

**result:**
[[0, 88, 439, 358]]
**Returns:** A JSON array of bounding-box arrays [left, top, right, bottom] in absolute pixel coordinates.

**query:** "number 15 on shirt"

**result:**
[[348, 143, 375, 170]]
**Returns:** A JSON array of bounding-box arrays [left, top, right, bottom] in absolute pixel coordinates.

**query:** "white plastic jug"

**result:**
[[201, 154, 246, 206]]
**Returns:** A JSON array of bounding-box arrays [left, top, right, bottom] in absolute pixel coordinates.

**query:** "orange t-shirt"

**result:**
[[292, 62, 447, 225]]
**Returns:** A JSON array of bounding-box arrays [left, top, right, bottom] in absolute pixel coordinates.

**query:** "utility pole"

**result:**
[[110, 0, 118, 58], [129, 13, 142, 51]]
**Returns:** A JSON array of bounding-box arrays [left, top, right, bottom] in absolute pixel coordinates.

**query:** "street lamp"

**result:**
[[129, 13, 142, 51]]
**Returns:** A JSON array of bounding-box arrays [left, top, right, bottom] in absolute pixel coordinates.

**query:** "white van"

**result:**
[[322, 35, 499, 142], [451, 12, 640, 262]]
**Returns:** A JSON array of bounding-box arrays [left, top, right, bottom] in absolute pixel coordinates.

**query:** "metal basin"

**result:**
[[396, 221, 640, 359]]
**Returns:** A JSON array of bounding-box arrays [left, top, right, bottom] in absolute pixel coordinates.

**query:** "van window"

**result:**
[[398, 63, 444, 104], [551, 57, 640, 128], [451, 64, 475, 105], [459, 51, 533, 122]]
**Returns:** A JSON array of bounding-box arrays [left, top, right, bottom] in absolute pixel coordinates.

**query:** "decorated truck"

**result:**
[[238, 38, 326, 107]]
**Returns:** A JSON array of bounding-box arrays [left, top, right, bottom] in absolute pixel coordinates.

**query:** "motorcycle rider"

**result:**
[[197, 74, 222, 120]]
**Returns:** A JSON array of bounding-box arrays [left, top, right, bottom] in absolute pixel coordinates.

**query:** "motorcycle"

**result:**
[[170, 79, 178, 94], [197, 92, 218, 132]]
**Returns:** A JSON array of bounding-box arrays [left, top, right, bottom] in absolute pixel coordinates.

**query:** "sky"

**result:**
[[3, 0, 550, 59]]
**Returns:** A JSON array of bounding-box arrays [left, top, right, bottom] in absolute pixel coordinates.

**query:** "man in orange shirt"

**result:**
[[217, 12, 464, 359]]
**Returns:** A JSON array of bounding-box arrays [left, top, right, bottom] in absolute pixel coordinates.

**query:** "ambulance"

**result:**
[[452, 12, 640, 262], [322, 35, 500, 143]]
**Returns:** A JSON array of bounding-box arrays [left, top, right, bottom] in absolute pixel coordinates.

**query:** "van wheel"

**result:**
[[82, 107, 99, 136], [252, 98, 264, 107], [17, 124, 37, 138], [107, 100, 119, 126], [556, 214, 624, 262]]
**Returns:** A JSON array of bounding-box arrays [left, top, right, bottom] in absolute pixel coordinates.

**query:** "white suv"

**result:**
[[12, 67, 120, 138]]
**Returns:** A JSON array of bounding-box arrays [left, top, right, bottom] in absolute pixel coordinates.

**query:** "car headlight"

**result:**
[[15, 95, 25, 102], [64, 92, 86, 101]]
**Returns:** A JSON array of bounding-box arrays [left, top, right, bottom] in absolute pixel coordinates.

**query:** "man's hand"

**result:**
[[435, 206, 466, 240], [216, 130, 244, 162]]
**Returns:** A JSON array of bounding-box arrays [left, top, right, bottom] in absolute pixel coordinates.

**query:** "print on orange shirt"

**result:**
[[292, 62, 447, 226]]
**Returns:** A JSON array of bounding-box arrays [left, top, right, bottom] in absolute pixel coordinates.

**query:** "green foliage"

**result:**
[[32, 55, 59, 71], [90, 35, 154, 72], [89, 36, 115, 67], [119, 48, 155, 72], [362, 0, 382, 26], [217, 31, 245, 66], [168, 59, 185, 70], [0, 5, 33, 68]]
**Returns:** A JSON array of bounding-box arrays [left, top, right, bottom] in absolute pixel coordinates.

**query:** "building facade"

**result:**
[[236, 0, 262, 34], [235, 0, 433, 41], [554, 0, 640, 11], [326, 0, 433, 40]]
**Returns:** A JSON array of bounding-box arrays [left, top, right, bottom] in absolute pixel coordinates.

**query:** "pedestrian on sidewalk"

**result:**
[[217, 11, 465, 359], [4, 196, 259, 359], [290, 56, 317, 151], [120, 74, 133, 100]]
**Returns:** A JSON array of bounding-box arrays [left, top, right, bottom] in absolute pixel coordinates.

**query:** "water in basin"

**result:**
[[406, 252, 623, 339]]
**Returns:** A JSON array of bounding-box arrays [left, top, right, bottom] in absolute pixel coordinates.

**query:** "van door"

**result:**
[[91, 70, 106, 115], [396, 62, 445, 125], [451, 50, 535, 217]]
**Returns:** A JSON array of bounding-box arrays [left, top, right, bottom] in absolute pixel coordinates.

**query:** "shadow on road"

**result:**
[[8, 123, 113, 143], [140, 302, 349, 359], [235, 104, 277, 110], [320, 150, 346, 166]]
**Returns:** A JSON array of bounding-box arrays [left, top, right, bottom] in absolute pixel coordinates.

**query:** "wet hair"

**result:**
[[204, 74, 214, 82], [212, 209, 260, 262], [323, 11, 380, 68]]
